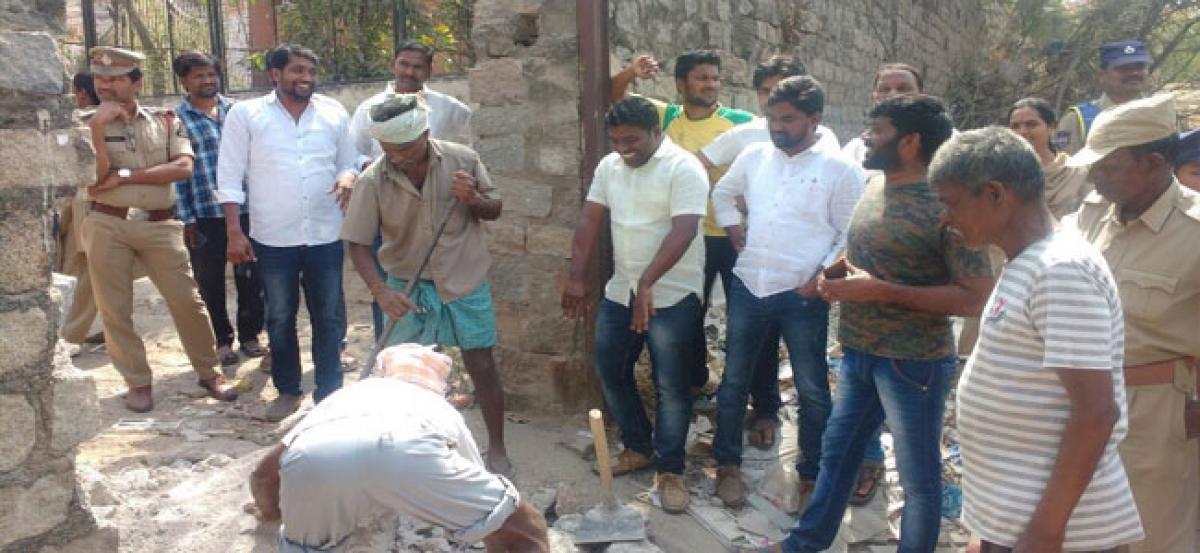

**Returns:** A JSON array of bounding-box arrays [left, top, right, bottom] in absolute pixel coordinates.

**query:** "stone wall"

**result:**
[[468, 0, 601, 412], [0, 1, 110, 552], [609, 0, 999, 139]]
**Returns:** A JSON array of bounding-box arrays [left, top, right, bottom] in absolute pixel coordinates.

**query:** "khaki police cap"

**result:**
[[89, 46, 145, 76], [1068, 93, 1177, 167]]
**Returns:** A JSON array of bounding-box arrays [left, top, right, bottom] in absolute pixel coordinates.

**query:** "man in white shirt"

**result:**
[[218, 44, 359, 421], [931, 127, 1143, 552], [347, 39, 474, 341], [249, 344, 549, 552], [710, 76, 865, 508], [562, 96, 708, 514], [699, 56, 839, 169], [696, 55, 838, 453]]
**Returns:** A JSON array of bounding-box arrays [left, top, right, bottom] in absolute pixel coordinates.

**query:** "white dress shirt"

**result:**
[[701, 118, 839, 166], [348, 83, 473, 168], [216, 91, 358, 247], [586, 137, 709, 308], [712, 141, 865, 298]]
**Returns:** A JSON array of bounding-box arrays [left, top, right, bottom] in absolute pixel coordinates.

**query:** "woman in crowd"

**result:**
[[1007, 97, 1092, 219]]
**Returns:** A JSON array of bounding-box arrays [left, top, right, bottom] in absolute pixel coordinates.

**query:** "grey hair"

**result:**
[[928, 126, 1045, 203]]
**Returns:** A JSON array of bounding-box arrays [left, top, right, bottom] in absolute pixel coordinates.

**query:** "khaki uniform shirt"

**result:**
[[1056, 94, 1116, 156], [81, 105, 194, 210], [1067, 180, 1200, 366], [340, 139, 498, 302]]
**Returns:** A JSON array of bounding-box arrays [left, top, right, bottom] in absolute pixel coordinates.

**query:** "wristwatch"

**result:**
[[117, 168, 132, 179]]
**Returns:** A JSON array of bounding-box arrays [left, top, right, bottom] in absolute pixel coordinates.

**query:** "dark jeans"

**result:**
[[699, 235, 782, 418], [187, 215, 264, 347], [253, 240, 346, 403], [784, 347, 957, 553], [715, 276, 830, 474], [594, 294, 700, 474]]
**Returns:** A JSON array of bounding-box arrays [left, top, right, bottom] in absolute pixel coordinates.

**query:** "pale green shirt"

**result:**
[[586, 137, 708, 308]]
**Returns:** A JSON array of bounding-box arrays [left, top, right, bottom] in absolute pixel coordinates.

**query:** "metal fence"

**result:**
[[79, 0, 444, 96]]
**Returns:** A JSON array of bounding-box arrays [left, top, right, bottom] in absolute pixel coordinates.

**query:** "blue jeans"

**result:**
[[253, 240, 346, 403], [828, 356, 886, 465], [594, 294, 700, 474], [784, 347, 956, 553], [714, 277, 830, 475]]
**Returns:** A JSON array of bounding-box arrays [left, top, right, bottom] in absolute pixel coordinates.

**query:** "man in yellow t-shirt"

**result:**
[[611, 50, 754, 393]]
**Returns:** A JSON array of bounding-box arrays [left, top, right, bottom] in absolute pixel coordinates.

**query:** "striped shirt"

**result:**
[[174, 95, 243, 223], [957, 230, 1143, 549]]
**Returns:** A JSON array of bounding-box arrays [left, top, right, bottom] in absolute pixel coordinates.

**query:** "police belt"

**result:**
[[90, 201, 173, 222]]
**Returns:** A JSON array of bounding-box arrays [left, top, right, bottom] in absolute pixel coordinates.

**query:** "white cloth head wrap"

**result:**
[[369, 93, 430, 145]]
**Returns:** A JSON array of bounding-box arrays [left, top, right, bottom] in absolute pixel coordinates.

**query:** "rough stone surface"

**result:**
[[0, 472, 75, 544], [0, 306, 50, 375], [0, 394, 36, 472], [0, 31, 64, 95], [0, 208, 51, 294], [469, 59, 529, 106], [49, 366, 101, 453], [486, 221, 526, 255], [0, 128, 92, 189], [608, 0, 999, 139], [525, 225, 573, 257], [496, 177, 554, 218], [476, 134, 527, 173], [36, 524, 119, 553]]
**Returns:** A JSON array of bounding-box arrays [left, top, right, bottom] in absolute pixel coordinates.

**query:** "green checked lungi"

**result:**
[[384, 277, 498, 350]]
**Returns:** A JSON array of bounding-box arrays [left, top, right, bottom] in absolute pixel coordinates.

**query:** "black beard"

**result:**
[[771, 131, 803, 151], [863, 140, 901, 170], [284, 85, 313, 101], [685, 94, 716, 108]]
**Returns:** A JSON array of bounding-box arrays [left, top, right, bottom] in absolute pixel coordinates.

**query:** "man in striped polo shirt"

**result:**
[[932, 127, 1143, 552]]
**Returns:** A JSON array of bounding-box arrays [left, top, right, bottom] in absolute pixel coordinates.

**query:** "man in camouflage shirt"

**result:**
[[776, 96, 994, 553]]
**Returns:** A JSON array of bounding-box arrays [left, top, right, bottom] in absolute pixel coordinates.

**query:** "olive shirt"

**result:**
[[81, 105, 194, 210], [1065, 180, 1200, 366], [339, 139, 498, 303], [838, 178, 994, 360]]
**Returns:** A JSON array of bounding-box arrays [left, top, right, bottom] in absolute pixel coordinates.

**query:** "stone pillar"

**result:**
[[0, 1, 110, 552], [470, 0, 603, 412]]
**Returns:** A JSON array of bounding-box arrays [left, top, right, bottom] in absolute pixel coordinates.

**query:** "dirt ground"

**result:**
[[68, 269, 728, 553]]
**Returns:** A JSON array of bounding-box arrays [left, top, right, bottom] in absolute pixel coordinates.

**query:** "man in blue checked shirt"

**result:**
[[172, 51, 266, 367]]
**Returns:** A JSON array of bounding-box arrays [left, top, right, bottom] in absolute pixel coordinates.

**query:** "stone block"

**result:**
[[49, 365, 100, 454], [0, 394, 36, 472], [37, 524, 119, 553], [0, 128, 91, 189], [476, 134, 527, 173], [490, 255, 533, 304], [469, 59, 528, 106], [522, 311, 576, 355], [0, 472, 73, 545], [525, 225, 573, 257], [0, 32, 64, 95], [535, 143, 579, 176], [497, 177, 553, 218], [486, 221, 526, 255], [0, 209, 50, 293], [473, 106, 531, 138], [0, 306, 50, 376]]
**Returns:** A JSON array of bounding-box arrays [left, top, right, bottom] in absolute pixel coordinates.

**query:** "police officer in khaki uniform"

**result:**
[[82, 47, 237, 412], [1066, 93, 1199, 553], [1056, 40, 1153, 156]]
